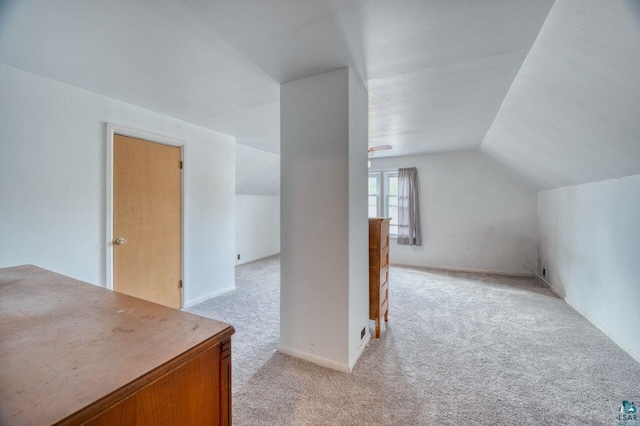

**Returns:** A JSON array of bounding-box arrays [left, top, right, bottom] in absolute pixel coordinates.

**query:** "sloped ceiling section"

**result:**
[[199, 0, 555, 157], [0, 0, 554, 157], [0, 0, 280, 154], [236, 144, 280, 196], [481, 0, 640, 191]]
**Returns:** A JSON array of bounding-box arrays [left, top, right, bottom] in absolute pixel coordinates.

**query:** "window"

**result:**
[[368, 173, 380, 218], [385, 171, 399, 236], [368, 170, 399, 235]]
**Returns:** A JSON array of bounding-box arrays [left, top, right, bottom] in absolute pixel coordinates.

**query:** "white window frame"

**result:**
[[368, 172, 381, 217], [368, 169, 399, 236]]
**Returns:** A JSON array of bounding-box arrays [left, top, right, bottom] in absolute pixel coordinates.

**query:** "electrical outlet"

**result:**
[[543, 268, 546, 277], [237, 254, 240, 260], [361, 327, 366, 339]]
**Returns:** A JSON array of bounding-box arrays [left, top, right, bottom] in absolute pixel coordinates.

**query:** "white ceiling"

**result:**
[[0, 0, 553, 157], [0, 0, 281, 153], [203, 0, 555, 157], [481, 0, 640, 190]]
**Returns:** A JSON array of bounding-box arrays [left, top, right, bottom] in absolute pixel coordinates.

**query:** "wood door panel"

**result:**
[[114, 135, 182, 309]]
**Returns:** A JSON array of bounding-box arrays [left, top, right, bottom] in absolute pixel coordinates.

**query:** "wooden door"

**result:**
[[113, 135, 182, 309]]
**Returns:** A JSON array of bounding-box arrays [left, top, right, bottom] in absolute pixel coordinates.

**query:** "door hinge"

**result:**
[[179, 161, 183, 169], [179, 280, 183, 289]]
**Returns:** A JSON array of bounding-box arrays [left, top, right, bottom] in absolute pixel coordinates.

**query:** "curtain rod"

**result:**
[[369, 167, 420, 172]]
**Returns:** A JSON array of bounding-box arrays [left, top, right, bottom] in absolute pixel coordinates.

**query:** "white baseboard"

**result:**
[[391, 261, 533, 277], [535, 274, 564, 298], [236, 252, 280, 266], [536, 274, 640, 364], [183, 285, 236, 308], [277, 344, 351, 373], [349, 333, 371, 371]]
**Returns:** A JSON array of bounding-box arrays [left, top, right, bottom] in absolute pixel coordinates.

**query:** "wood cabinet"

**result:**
[[0, 265, 235, 426], [369, 218, 390, 338]]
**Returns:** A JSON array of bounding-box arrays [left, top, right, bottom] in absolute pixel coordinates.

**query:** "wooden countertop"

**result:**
[[0, 265, 234, 425]]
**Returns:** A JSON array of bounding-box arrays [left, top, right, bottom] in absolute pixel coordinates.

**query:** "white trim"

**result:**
[[368, 171, 381, 217], [277, 345, 351, 373], [235, 252, 280, 266], [183, 285, 236, 309], [390, 261, 533, 277], [369, 168, 400, 173], [535, 274, 566, 298], [349, 333, 371, 371], [367, 169, 400, 220], [536, 274, 640, 363], [105, 123, 188, 308]]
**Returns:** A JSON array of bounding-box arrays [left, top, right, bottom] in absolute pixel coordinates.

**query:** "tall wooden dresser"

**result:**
[[369, 218, 390, 338], [0, 265, 234, 426]]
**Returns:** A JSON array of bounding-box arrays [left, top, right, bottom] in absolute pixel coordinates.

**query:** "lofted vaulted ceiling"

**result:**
[[481, 0, 640, 190], [1, 0, 638, 190], [0, 0, 281, 153], [0, 0, 552, 156], [184, 0, 554, 156]]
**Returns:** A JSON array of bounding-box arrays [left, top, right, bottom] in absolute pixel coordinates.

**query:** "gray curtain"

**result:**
[[397, 167, 422, 246]]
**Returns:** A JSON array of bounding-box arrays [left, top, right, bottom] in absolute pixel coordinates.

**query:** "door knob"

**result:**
[[115, 237, 127, 245]]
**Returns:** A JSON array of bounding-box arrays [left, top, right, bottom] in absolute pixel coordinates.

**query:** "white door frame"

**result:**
[[105, 123, 187, 308]]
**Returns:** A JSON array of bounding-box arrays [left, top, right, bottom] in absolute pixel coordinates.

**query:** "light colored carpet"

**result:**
[[187, 256, 640, 425]]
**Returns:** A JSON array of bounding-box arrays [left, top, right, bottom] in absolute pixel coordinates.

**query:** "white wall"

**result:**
[[235, 143, 281, 265], [280, 68, 369, 371], [347, 70, 370, 368], [235, 195, 280, 265], [236, 143, 280, 196], [370, 150, 538, 275], [0, 64, 236, 307], [538, 175, 640, 361]]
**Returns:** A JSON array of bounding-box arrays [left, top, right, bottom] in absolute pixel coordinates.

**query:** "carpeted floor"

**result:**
[[187, 255, 640, 425]]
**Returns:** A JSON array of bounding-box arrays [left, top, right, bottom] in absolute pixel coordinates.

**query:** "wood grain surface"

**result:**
[[369, 218, 391, 338], [0, 265, 234, 425], [114, 134, 182, 309]]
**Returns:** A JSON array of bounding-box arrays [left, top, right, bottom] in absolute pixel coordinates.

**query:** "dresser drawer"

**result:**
[[380, 246, 389, 268], [379, 266, 389, 287], [369, 218, 391, 338], [380, 298, 388, 317], [381, 225, 389, 249]]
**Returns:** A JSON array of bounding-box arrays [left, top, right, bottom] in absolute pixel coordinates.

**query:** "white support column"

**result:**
[[279, 68, 370, 372]]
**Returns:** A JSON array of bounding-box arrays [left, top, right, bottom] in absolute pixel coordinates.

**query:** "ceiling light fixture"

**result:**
[[367, 145, 392, 169]]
